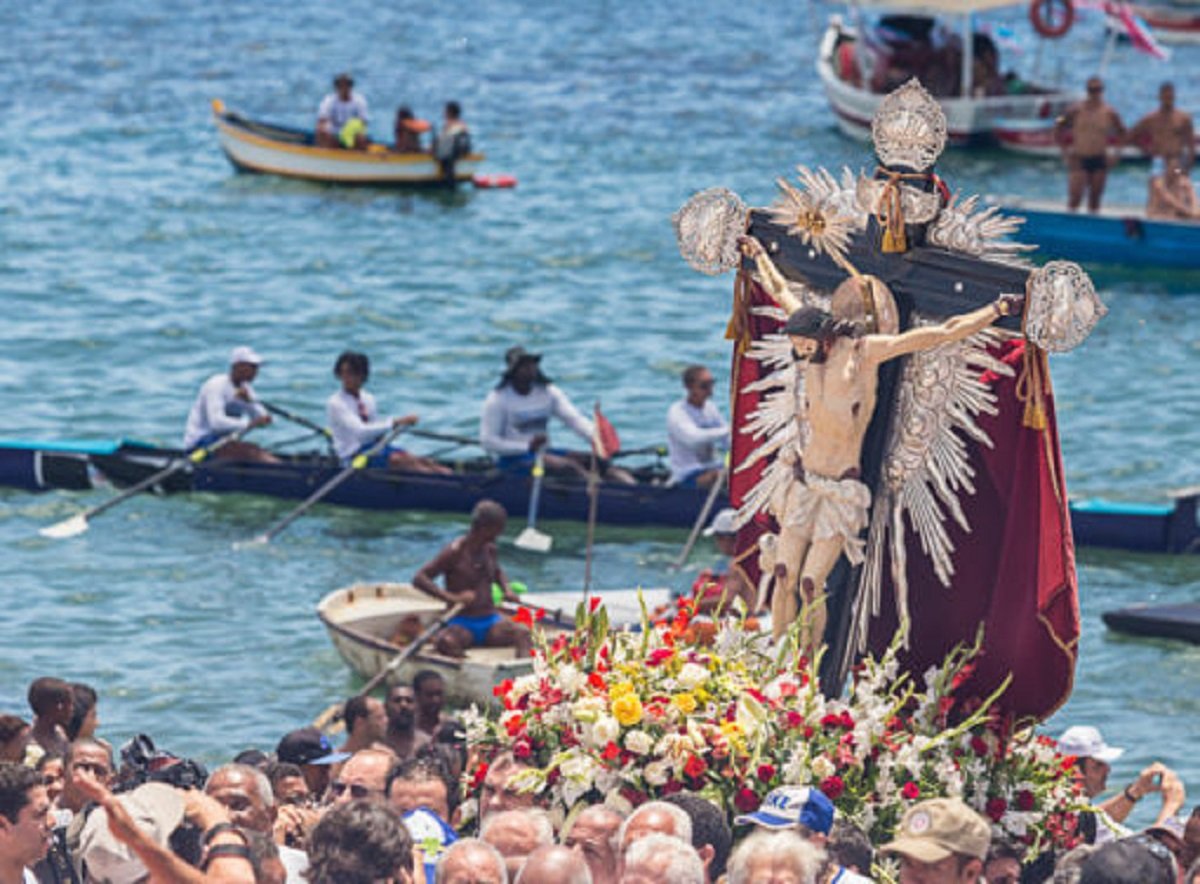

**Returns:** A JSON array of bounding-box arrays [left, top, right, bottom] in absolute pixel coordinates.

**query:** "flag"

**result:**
[[592, 403, 620, 460]]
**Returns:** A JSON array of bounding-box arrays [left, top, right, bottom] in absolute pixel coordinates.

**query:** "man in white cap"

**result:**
[[182, 346, 278, 464], [1058, 725, 1186, 844], [689, 509, 757, 618], [880, 797, 990, 883]]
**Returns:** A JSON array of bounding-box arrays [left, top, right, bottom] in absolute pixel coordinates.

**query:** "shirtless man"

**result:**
[[413, 500, 532, 658], [1147, 158, 1200, 220], [1129, 82, 1195, 172], [1056, 77, 1125, 213], [738, 236, 1023, 649]]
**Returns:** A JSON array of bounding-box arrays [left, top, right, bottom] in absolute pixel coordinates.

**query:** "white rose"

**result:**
[[558, 664, 584, 694], [644, 761, 670, 787], [811, 755, 836, 781], [677, 663, 709, 691], [624, 730, 654, 756], [592, 716, 621, 746]]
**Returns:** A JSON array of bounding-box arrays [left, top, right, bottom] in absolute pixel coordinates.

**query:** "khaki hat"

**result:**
[[79, 782, 186, 884], [880, 798, 990, 863]]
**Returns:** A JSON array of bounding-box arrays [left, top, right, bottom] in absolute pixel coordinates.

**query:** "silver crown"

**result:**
[[871, 79, 947, 171]]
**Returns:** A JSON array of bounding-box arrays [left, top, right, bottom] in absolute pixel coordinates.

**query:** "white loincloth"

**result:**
[[779, 471, 872, 565]]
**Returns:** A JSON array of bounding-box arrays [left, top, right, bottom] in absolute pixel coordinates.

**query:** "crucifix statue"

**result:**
[[674, 80, 1106, 711]]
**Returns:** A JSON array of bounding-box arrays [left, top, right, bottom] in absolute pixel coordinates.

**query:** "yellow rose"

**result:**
[[609, 681, 635, 700], [672, 693, 698, 715], [612, 693, 644, 727]]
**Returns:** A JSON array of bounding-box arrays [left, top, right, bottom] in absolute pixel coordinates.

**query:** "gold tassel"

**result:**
[[1016, 341, 1048, 431], [874, 170, 909, 254]]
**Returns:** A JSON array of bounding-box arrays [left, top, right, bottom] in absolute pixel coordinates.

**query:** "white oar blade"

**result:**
[[39, 514, 89, 540], [514, 526, 553, 553], [233, 535, 271, 551]]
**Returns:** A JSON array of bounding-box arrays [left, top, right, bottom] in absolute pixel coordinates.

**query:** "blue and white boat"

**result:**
[[998, 198, 1200, 270]]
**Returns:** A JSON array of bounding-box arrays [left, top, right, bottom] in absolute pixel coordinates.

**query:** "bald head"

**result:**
[[482, 809, 554, 880], [620, 801, 692, 853], [516, 845, 592, 884], [565, 806, 623, 884]]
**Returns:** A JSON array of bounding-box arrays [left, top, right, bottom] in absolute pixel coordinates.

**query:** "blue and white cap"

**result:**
[[402, 807, 458, 882], [734, 785, 835, 834]]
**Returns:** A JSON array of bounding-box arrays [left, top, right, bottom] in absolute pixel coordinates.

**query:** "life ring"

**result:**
[[1030, 0, 1075, 39]]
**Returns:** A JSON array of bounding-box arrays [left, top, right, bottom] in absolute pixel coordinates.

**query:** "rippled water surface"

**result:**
[[1, 0, 1197, 821]]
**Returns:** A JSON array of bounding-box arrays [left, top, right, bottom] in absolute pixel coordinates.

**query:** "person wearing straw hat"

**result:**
[[182, 346, 278, 464]]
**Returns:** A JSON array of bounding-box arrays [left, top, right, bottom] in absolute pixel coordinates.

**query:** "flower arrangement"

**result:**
[[463, 598, 1087, 858]]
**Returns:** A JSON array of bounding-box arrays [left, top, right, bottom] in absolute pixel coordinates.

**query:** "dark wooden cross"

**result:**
[[741, 207, 1031, 695]]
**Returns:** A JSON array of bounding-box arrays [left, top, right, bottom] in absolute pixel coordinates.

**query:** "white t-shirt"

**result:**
[[317, 91, 369, 131], [327, 388, 392, 461], [479, 383, 593, 456], [279, 844, 309, 883], [183, 373, 264, 448], [829, 866, 874, 883], [666, 397, 728, 481], [23, 869, 38, 884]]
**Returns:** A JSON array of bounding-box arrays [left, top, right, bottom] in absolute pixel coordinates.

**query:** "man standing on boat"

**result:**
[[316, 72, 369, 149], [1056, 76, 1125, 213], [479, 347, 633, 483], [412, 500, 532, 659], [182, 346, 278, 464], [666, 364, 728, 488], [1130, 82, 1195, 172]]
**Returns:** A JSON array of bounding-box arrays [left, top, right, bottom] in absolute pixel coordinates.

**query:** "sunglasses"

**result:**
[[328, 781, 382, 800]]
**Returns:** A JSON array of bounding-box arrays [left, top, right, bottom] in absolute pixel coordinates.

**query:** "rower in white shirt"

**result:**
[[666, 364, 728, 487], [182, 346, 278, 464], [479, 346, 634, 483], [327, 351, 450, 474]]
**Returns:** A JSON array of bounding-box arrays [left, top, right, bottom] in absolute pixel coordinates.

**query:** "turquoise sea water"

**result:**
[[1, 1, 1197, 824]]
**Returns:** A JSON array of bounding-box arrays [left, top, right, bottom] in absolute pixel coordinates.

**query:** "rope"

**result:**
[[873, 167, 932, 254]]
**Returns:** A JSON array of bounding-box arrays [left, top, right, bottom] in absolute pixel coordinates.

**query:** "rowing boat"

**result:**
[[318, 583, 573, 706], [4, 439, 1197, 555], [211, 100, 485, 186], [995, 198, 1200, 270]]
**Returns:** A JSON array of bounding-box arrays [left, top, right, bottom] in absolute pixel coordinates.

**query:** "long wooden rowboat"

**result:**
[[996, 198, 1200, 270], [1103, 603, 1200, 645], [211, 100, 484, 186], [4, 439, 1197, 555], [318, 583, 574, 706]]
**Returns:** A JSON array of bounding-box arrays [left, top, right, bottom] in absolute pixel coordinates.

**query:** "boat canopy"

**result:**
[[851, 0, 1024, 12]]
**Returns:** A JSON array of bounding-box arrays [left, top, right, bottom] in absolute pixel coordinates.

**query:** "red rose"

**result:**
[[820, 776, 845, 800], [820, 713, 842, 730], [785, 711, 804, 730], [970, 736, 989, 758], [513, 739, 533, 761], [588, 672, 608, 691], [601, 741, 621, 761], [684, 755, 708, 780], [985, 797, 1008, 822], [734, 787, 760, 813], [1016, 790, 1036, 812], [756, 764, 776, 784], [661, 780, 684, 796], [839, 710, 855, 729]]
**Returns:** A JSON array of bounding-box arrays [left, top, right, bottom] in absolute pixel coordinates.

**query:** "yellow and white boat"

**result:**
[[211, 100, 485, 186]]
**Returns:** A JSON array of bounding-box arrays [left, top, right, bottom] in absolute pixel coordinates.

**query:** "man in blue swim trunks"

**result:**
[[412, 500, 532, 659]]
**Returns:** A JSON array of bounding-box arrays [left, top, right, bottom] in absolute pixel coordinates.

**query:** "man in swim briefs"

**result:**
[[413, 500, 532, 659], [1056, 76, 1125, 213]]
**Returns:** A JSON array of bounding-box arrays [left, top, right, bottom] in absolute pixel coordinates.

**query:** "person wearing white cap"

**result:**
[[182, 346, 278, 464], [1058, 725, 1186, 844], [666, 364, 728, 488], [690, 508, 757, 618]]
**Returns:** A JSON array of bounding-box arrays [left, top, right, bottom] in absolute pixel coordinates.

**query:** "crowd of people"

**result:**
[[311, 72, 471, 172], [1056, 78, 1197, 217], [183, 345, 730, 490], [3, 673, 1200, 883]]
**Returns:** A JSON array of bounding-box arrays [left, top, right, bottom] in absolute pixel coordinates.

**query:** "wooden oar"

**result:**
[[670, 466, 727, 571], [259, 400, 334, 451], [39, 425, 258, 540], [582, 453, 601, 608], [514, 449, 552, 553], [313, 602, 464, 732], [241, 424, 409, 546]]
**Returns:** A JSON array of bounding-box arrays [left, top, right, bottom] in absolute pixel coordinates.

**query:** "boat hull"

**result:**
[[1131, 3, 1200, 43], [4, 440, 1196, 554], [997, 199, 1200, 269], [1103, 603, 1200, 644], [317, 582, 573, 706], [816, 18, 1074, 145], [212, 105, 483, 186]]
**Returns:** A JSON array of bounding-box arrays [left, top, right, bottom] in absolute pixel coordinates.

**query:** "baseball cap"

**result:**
[[880, 798, 991, 863], [1144, 816, 1186, 848], [79, 783, 186, 884], [403, 807, 458, 883], [229, 346, 264, 367], [1057, 725, 1124, 763], [275, 727, 349, 766], [703, 508, 737, 537], [734, 786, 835, 835]]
